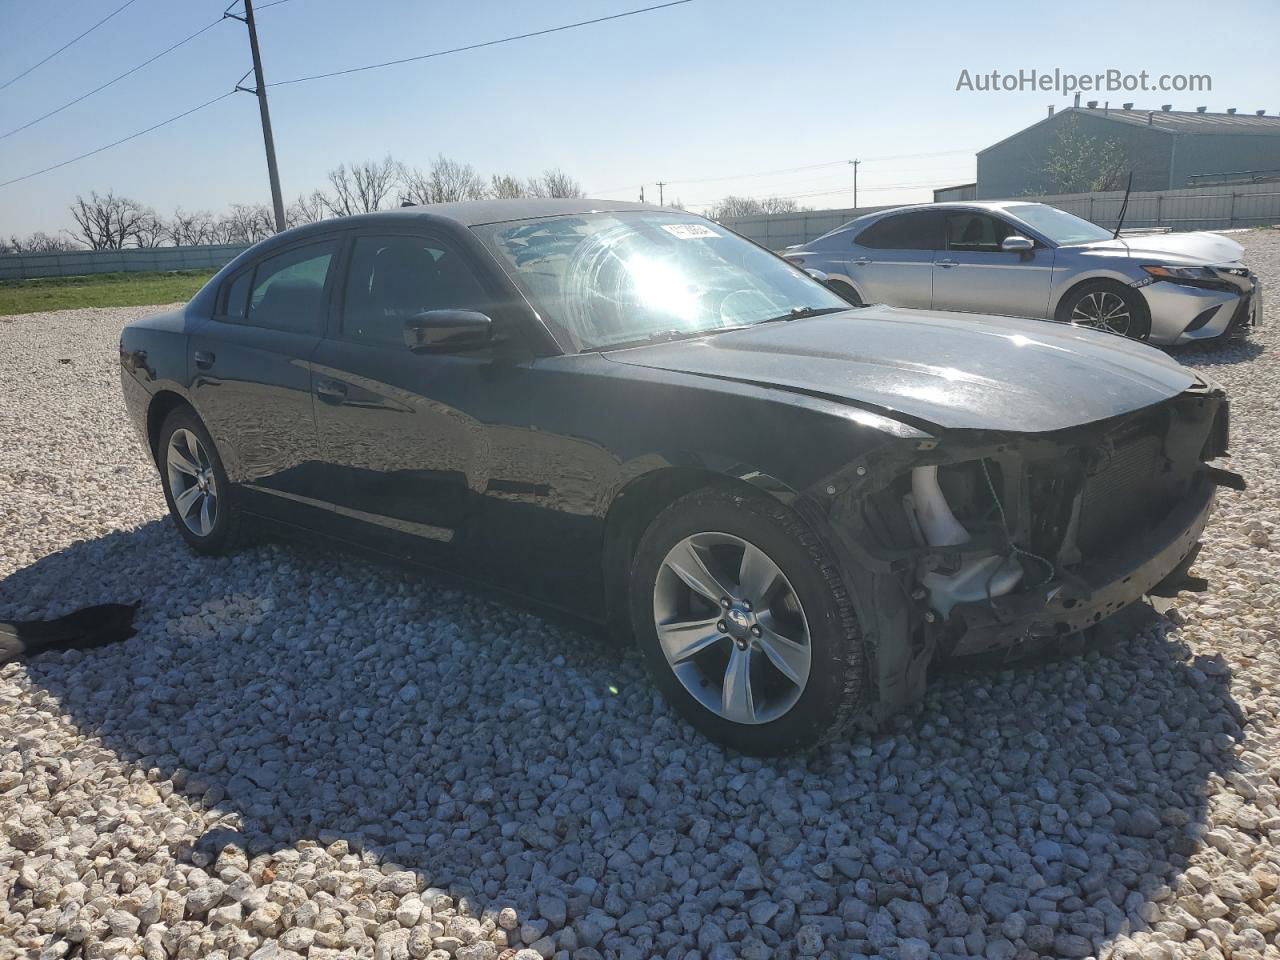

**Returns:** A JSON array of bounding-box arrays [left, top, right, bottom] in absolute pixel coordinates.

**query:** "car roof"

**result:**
[[297, 197, 682, 233], [855, 200, 1039, 220], [799, 200, 1044, 245]]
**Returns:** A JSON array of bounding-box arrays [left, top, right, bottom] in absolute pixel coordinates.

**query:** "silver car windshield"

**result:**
[[1004, 204, 1114, 246], [475, 212, 849, 351]]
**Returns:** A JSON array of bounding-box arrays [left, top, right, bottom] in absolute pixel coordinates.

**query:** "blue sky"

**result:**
[[1, 0, 1277, 237]]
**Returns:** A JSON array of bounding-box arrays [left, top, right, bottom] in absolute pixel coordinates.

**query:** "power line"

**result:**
[[268, 0, 694, 87], [0, 18, 223, 142], [0, 91, 236, 189], [0, 0, 141, 92], [585, 149, 976, 196], [0, 0, 302, 142], [681, 178, 968, 209]]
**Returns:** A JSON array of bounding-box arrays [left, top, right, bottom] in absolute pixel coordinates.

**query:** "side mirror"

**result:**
[[404, 310, 493, 352], [805, 267, 829, 283], [1001, 235, 1034, 252]]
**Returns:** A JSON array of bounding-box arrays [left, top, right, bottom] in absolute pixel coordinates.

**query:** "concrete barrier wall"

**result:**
[[0, 243, 248, 281]]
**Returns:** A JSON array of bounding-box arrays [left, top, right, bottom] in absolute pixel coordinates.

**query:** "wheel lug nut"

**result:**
[[717, 620, 728, 633], [720, 597, 731, 608], [751, 625, 762, 638], [742, 600, 752, 612]]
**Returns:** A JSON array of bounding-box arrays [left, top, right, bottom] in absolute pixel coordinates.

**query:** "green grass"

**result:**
[[0, 269, 218, 316]]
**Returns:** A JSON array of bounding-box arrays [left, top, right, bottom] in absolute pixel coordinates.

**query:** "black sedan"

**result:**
[[119, 199, 1237, 754]]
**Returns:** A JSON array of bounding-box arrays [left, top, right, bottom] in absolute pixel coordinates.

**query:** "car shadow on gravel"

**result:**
[[5, 521, 1247, 957], [1166, 337, 1264, 366]]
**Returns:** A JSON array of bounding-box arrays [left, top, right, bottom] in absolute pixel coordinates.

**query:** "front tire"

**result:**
[[157, 406, 242, 555], [1056, 280, 1151, 340], [629, 487, 866, 754], [828, 279, 864, 306]]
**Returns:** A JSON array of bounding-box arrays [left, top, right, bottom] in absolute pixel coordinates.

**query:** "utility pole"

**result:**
[[229, 0, 286, 233], [656, 181, 666, 205], [848, 159, 860, 209]]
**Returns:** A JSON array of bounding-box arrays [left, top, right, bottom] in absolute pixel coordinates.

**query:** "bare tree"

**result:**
[[216, 203, 275, 244], [400, 155, 488, 205], [324, 156, 400, 216], [67, 191, 151, 250], [3, 231, 78, 253], [286, 190, 329, 227], [704, 196, 763, 219], [759, 197, 800, 215], [1039, 115, 1131, 194], [488, 174, 529, 199], [705, 195, 802, 219], [134, 212, 169, 248], [168, 209, 216, 246], [528, 169, 584, 199]]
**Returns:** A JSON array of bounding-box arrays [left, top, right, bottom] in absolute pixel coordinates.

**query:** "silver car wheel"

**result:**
[[166, 428, 218, 537], [653, 532, 811, 725], [1070, 290, 1132, 336]]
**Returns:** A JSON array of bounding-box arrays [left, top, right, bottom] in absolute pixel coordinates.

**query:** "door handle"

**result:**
[[852, 257, 871, 266], [193, 350, 215, 369], [936, 258, 958, 268], [315, 378, 348, 401]]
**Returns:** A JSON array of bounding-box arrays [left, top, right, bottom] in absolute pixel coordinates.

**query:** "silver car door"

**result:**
[[847, 211, 942, 309], [933, 212, 1055, 318]]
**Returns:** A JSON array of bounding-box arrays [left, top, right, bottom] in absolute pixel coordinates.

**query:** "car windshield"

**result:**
[[1004, 204, 1114, 246], [475, 212, 850, 351]]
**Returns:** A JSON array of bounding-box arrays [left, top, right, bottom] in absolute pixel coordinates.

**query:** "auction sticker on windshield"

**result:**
[[661, 223, 720, 239]]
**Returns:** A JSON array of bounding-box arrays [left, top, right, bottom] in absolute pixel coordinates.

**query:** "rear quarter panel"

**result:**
[[118, 307, 194, 460]]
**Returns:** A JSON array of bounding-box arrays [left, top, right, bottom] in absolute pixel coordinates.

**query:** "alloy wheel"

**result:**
[[166, 428, 218, 537], [653, 532, 811, 725], [1070, 290, 1133, 336]]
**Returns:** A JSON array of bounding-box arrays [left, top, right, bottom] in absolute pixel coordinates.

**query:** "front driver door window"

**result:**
[[933, 212, 1054, 319], [341, 235, 490, 345], [849, 211, 940, 309], [310, 232, 496, 561]]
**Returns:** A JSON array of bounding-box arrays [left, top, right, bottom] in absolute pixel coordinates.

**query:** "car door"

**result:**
[[188, 237, 339, 526], [847, 210, 942, 309], [309, 228, 510, 567], [932, 211, 1054, 318]]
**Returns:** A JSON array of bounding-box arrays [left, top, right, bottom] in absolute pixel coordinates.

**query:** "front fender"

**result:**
[[1048, 261, 1149, 317]]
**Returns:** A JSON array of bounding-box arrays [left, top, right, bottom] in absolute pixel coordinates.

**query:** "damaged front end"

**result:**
[[820, 378, 1242, 717]]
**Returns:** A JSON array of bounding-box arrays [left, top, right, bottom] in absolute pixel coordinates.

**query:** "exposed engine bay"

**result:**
[[823, 378, 1243, 716]]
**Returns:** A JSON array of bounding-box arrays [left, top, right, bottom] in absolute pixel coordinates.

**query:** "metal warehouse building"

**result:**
[[977, 104, 1280, 199]]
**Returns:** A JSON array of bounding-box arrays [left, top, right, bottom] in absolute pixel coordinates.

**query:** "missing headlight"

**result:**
[[907, 465, 1023, 618]]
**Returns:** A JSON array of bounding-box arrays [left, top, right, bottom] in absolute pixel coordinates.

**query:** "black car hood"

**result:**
[[603, 306, 1196, 433]]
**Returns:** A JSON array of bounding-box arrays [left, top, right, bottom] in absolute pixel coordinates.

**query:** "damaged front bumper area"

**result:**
[[820, 379, 1241, 710], [944, 471, 1216, 654]]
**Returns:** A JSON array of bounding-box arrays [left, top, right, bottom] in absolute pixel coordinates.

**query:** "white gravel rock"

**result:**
[[3, 228, 1280, 959]]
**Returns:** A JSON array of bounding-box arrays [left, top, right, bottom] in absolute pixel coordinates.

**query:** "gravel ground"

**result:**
[[2, 230, 1279, 960]]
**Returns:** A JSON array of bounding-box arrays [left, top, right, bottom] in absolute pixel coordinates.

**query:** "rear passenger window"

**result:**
[[238, 240, 337, 333], [222, 270, 252, 320], [341, 234, 489, 346], [856, 212, 941, 251]]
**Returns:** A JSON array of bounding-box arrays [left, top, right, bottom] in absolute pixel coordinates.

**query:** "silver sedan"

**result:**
[[784, 201, 1262, 344]]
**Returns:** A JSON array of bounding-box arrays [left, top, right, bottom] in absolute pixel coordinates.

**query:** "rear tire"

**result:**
[[828, 279, 864, 306], [628, 486, 866, 754], [157, 406, 243, 555], [1055, 279, 1151, 340]]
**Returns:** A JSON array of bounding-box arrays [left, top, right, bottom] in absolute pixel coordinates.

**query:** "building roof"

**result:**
[[979, 106, 1280, 155], [1100, 107, 1280, 135]]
